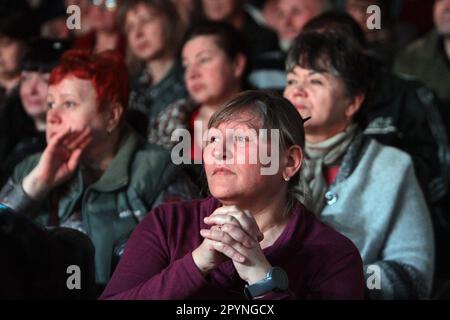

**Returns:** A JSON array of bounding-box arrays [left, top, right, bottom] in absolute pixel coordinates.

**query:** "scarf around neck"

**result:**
[[299, 124, 359, 215]]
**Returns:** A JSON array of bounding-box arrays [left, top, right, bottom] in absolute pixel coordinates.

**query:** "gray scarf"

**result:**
[[297, 124, 358, 214]]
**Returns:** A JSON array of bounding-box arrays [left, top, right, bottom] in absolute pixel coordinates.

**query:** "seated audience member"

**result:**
[[118, 0, 187, 138], [0, 210, 96, 299], [303, 12, 449, 214], [247, 0, 332, 90], [73, 0, 126, 55], [283, 31, 435, 299], [275, 0, 332, 51], [303, 12, 450, 282], [0, 39, 70, 187], [0, 10, 35, 165], [0, 50, 197, 285], [344, 0, 415, 65], [100, 90, 365, 300], [152, 22, 248, 162], [394, 0, 450, 103], [246, 0, 279, 31], [396, 0, 450, 281], [199, 0, 280, 66]]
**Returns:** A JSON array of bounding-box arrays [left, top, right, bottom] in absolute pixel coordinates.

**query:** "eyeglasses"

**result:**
[[91, 0, 118, 11]]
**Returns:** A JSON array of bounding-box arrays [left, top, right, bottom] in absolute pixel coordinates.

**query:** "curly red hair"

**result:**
[[49, 49, 129, 112]]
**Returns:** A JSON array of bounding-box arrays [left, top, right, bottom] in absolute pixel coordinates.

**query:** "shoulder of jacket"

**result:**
[[132, 143, 173, 167], [364, 140, 414, 170], [401, 31, 436, 59]]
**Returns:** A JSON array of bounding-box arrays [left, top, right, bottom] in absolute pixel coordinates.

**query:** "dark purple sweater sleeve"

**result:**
[[100, 207, 208, 300], [307, 243, 365, 300], [254, 248, 364, 300], [257, 214, 364, 300]]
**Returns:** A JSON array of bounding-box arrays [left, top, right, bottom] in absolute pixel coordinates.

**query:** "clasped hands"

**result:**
[[192, 205, 272, 285]]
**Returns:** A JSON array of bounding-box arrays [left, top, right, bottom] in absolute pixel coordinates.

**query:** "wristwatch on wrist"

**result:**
[[244, 267, 289, 299]]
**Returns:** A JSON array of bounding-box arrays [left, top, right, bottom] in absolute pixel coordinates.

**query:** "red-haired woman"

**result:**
[[0, 49, 197, 285]]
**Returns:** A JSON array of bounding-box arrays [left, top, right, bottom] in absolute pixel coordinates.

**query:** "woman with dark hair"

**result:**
[[101, 90, 364, 300], [303, 10, 450, 292], [0, 49, 197, 285], [283, 31, 435, 299], [0, 39, 70, 187], [151, 21, 248, 162], [118, 0, 188, 138], [0, 10, 34, 167]]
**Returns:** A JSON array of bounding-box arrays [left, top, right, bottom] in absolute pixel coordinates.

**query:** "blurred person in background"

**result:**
[[274, 0, 332, 51], [199, 0, 279, 72], [245, 0, 331, 91], [0, 39, 70, 187], [149, 22, 248, 161], [394, 0, 450, 103], [144, 22, 248, 192], [344, 0, 420, 65], [118, 0, 187, 139], [0, 10, 35, 168], [394, 0, 450, 290], [0, 49, 198, 285], [73, 0, 126, 55]]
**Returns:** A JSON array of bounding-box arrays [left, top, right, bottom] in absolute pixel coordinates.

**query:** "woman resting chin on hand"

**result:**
[[0, 50, 195, 285]]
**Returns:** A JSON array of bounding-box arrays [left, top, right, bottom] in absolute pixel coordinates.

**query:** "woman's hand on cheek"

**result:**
[[22, 127, 93, 199]]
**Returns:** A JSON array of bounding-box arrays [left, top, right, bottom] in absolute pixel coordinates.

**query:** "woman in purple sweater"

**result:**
[[101, 90, 364, 300]]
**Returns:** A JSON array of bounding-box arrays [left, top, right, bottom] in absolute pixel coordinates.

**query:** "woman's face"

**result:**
[[182, 35, 243, 106], [204, 114, 283, 206], [125, 4, 168, 62], [20, 71, 50, 121], [46, 76, 110, 145], [283, 65, 353, 138]]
